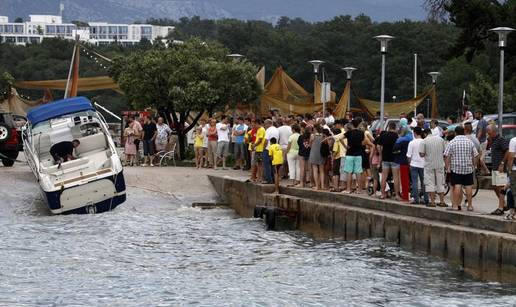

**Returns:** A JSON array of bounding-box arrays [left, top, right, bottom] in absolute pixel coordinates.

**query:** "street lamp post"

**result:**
[[490, 27, 514, 136], [428, 72, 440, 119], [374, 35, 394, 127], [392, 95, 397, 103], [309, 60, 325, 114], [428, 72, 440, 84], [342, 67, 357, 113]]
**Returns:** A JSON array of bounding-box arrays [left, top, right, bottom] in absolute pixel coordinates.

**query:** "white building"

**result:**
[[0, 15, 174, 46]]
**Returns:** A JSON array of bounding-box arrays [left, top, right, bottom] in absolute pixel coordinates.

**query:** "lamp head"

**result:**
[[374, 35, 394, 53], [342, 67, 357, 80], [490, 27, 515, 48], [227, 53, 245, 61], [428, 71, 441, 84], [308, 60, 325, 73]]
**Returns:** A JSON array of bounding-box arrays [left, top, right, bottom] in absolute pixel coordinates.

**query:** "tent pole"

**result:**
[[64, 37, 78, 98], [414, 53, 417, 116]]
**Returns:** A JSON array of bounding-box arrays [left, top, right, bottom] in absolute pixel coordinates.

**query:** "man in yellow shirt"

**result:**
[[268, 137, 284, 193], [251, 119, 266, 183]]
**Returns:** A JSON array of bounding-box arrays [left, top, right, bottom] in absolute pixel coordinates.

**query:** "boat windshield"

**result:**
[[32, 110, 101, 135]]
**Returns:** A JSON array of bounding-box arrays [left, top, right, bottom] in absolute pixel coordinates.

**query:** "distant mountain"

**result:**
[[0, 0, 427, 23]]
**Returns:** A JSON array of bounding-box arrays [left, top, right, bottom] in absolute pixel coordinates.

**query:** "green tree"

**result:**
[[0, 71, 14, 99], [468, 71, 516, 114], [110, 39, 261, 158], [468, 71, 498, 113]]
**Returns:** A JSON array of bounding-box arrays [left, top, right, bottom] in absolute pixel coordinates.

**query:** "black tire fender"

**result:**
[[253, 207, 262, 218], [265, 208, 276, 230]]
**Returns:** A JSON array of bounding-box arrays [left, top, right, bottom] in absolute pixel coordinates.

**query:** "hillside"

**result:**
[[0, 0, 427, 23]]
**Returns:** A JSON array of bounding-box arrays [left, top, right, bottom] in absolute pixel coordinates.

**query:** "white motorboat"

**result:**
[[22, 96, 126, 214]]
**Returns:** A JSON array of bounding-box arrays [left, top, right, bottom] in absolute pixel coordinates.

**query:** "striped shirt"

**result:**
[[419, 135, 445, 170], [490, 135, 509, 170], [444, 135, 479, 175]]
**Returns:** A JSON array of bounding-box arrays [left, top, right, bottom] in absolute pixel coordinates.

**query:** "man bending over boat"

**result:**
[[50, 140, 81, 164]]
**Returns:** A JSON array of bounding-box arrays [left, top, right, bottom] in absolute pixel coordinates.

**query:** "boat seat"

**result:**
[[40, 157, 90, 174], [75, 133, 108, 157], [33, 133, 53, 162], [50, 127, 74, 145]]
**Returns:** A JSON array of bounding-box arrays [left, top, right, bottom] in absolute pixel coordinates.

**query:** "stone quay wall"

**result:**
[[208, 175, 516, 283]]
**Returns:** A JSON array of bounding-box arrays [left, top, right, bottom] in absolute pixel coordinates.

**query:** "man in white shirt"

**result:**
[[263, 119, 279, 183], [324, 110, 335, 126], [216, 116, 230, 169], [232, 117, 248, 170], [277, 118, 293, 178], [505, 136, 516, 219], [407, 127, 428, 204], [430, 119, 443, 137]]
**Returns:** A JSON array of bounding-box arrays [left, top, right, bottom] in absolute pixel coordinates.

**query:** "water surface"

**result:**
[[1, 181, 516, 306]]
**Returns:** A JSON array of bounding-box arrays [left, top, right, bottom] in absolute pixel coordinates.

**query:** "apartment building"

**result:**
[[0, 15, 174, 45]]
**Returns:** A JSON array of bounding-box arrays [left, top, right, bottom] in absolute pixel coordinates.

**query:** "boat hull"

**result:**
[[42, 171, 126, 215]]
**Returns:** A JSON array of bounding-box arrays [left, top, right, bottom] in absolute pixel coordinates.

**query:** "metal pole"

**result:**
[[380, 52, 386, 127], [427, 97, 430, 118], [498, 48, 505, 136], [322, 67, 326, 117], [347, 79, 351, 114], [94, 102, 122, 121], [314, 71, 318, 106], [414, 53, 417, 115], [64, 41, 77, 99]]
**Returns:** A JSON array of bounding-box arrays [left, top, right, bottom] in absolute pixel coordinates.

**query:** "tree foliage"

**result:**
[[150, 15, 459, 115], [0, 71, 14, 99], [0, 10, 512, 124], [110, 38, 260, 157]]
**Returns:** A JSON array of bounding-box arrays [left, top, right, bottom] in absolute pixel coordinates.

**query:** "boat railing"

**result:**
[[21, 124, 41, 175], [96, 111, 118, 156]]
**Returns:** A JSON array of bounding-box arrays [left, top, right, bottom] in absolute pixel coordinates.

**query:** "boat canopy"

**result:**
[[27, 96, 95, 125]]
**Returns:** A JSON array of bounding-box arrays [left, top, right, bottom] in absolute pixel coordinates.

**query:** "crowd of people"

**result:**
[[192, 108, 516, 219], [123, 115, 173, 167]]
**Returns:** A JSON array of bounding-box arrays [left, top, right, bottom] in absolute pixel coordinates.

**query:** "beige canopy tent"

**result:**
[[0, 88, 53, 116], [259, 67, 322, 116], [354, 86, 437, 118], [14, 76, 122, 94]]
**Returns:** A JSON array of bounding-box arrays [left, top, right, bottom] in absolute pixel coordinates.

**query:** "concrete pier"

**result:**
[[209, 175, 516, 283]]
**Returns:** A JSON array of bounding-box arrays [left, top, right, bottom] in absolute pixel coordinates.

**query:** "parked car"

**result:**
[[370, 117, 448, 137], [472, 112, 516, 132], [485, 112, 516, 125], [11, 114, 26, 151], [0, 111, 20, 167]]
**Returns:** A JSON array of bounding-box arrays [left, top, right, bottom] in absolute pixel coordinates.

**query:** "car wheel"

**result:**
[[1, 159, 15, 167], [0, 123, 11, 144], [1, 151, 18, 167]]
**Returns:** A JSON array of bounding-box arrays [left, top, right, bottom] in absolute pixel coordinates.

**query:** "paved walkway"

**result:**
[[6, 152, 507, 218], [170, 167, 508, 217]]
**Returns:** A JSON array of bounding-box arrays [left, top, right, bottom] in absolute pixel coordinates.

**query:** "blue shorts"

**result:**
[[344, 155, 363, 174], [382, 161, 399, 169], [142, 139, 155, 156]]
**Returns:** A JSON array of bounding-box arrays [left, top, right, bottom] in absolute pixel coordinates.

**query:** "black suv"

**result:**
[[0, 111, 20, 167]]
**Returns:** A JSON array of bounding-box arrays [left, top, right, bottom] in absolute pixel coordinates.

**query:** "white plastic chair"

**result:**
[[157, 142, 177, 167]]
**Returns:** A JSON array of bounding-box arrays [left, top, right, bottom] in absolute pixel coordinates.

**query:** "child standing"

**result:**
[[269, 137, 284, 194], [370, 143, 381, 197], [194, 127, 204, 169]]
